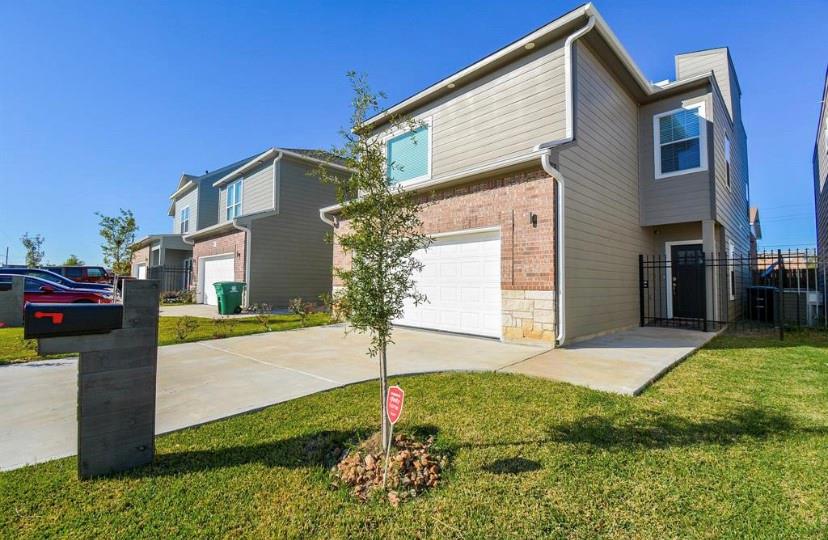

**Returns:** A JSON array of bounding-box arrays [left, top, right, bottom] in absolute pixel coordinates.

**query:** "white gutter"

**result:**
[[534, 14, 595, 346]]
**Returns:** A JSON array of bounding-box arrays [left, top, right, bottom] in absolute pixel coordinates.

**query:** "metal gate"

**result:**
[[639, 249, 826, 338]]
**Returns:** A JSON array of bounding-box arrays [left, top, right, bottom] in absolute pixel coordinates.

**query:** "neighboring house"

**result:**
[[130, 155, 256, 288], [814, 67, 828, 261], [184, 148, 348, 307], [321, 3, 752, 345]]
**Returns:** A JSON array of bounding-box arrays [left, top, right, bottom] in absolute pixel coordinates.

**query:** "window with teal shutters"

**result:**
[[386, 125, 430, 184]]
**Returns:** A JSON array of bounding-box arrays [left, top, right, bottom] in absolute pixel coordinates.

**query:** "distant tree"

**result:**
[[63, 254, 84, 266], [20, 233, 45, 268], [96, 209, 138, 275], [316, 72, 431, 449]]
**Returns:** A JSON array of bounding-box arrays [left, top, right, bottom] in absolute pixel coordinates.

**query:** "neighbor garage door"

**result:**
[[395, 229, 502, 338], [201, 255, 235, 306]]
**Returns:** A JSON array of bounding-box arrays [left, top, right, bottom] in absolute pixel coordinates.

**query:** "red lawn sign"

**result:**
[[386, 385, 405, 425]]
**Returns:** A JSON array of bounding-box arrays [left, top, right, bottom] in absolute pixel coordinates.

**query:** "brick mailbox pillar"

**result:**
[[0, 275, 24, 327], [24, 279, 160, 479]]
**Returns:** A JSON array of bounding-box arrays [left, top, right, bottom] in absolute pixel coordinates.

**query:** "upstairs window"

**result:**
[[226, 179, 243, 220], [180, 206, 190, 234], [654, 102, 707, 179], [725, 135, 731, 189], [386, 122, 431, 184]]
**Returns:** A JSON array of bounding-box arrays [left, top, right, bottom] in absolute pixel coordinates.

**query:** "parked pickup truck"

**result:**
[[43, 265, 112, 284]]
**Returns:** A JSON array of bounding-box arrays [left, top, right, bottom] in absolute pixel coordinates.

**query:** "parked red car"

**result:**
[[0, 275, 112, 304], [43, 266, 113, 284]]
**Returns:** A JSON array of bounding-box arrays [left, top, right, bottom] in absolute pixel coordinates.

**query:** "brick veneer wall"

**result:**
[[130, 246, 150, 275], [332, 167, 558, 344], [192, 230, 247, 298]]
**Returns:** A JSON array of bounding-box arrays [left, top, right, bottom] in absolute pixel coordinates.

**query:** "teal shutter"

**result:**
[[387, 126, 429, 183]]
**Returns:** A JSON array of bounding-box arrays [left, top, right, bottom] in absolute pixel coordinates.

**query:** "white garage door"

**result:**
[[135, 264, 147, 280], [395, 229, 502, 338], [202, 255, 235, 306]]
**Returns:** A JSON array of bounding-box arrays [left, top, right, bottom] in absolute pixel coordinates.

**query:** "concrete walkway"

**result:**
[[0, 325, 541, 471], [504, 326, 716, 395]]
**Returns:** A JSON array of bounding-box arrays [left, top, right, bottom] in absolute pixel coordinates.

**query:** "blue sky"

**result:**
[[1, 0, 826, 265]]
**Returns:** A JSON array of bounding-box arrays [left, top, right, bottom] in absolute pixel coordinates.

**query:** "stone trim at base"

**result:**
[[502, 289, 556, 344]]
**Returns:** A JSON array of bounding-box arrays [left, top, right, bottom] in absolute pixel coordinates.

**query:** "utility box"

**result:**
[[29, 279, 160, 479], [0, 275, 24, 327]]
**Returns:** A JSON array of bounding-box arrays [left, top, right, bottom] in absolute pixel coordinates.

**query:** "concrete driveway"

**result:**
[[0, 325, 542, 471]]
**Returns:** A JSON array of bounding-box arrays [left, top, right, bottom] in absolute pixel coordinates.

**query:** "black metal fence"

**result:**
[[639, 249, 826, 338], [147, 262, 191, 294]]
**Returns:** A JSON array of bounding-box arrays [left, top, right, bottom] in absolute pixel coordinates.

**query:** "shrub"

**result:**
[[212, 317, 237, 339], [288, 297, 314, 327], [320, 291, 349, 323], [251, 303, 273, 331], [174, 316, 199, 342]]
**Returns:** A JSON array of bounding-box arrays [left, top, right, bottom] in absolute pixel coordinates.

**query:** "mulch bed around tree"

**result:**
[[331, 432, 448, 506]]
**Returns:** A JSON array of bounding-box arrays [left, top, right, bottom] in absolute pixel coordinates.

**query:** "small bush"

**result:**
[[160, 289, 195, 305], [251, 303, 273, 331], [212, 317, 237, 339], [289, 298, 315, 327], [174, 316, 199, 342], [320, 291, 349, 323]]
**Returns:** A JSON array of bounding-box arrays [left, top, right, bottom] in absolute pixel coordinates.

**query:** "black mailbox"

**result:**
[[24, 303, 124, 339]]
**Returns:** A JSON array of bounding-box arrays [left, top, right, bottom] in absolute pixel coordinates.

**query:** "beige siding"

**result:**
[[676, 49, 739, 121], [218, 161, 275, 223], [172, 187, 198, 234], [555, 42, 652, 340], [639, 89, 712, 226], [816, 74, 828, 258], [376, 39, 567, 180], [247, 157, 338, 306], [196, 182, 220, 230], [711, 87, 751, 256]]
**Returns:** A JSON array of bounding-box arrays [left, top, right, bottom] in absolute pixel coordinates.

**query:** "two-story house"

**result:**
[[182, 148, 347, 307], [131, 155, 255, 287], [814, 67, 828, 263], [134, 148, 347, 307], [321, 3, 752, 345]]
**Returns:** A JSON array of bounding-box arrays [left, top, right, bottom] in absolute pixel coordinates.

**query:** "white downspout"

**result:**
[[541, 154, 567, 346], [534, 14, 595, 346]]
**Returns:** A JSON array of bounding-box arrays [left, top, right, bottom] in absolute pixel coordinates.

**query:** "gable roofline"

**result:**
[[674, 46, 742, 97], [212, 147, 352, 188], [365, 3, 665, 128]]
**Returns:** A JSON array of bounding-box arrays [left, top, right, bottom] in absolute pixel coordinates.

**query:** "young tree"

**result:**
[[20, 233, 45, 268], [96, 209, 138, 276], [317, 72, 431, 448], [63, 254, 85, 266]]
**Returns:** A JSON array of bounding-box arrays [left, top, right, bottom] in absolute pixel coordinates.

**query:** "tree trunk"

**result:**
[[379, 338, 390, 449]]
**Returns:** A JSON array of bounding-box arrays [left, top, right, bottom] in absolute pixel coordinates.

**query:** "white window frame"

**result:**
[[727, 240, 736, 301], [179, 205, 190, 234], [724, 135, 732, 190], [382, 116, 433, 187], [653, 102, 708, 180], [226, 178, 243, 220]]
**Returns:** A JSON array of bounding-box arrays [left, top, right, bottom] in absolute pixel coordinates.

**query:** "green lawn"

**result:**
[[2, 332, 827, 538], [0, 312, 331, 365]]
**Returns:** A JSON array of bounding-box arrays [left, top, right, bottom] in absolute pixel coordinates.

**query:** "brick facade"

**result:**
[[130, 246, 150, 275], [192, 230, 247, 297], [332, 167, 558, 344]]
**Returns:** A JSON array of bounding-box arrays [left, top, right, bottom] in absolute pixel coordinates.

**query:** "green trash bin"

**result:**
[[214, 281, 246, 315]]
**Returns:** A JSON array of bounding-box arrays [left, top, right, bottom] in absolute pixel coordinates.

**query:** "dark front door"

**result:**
[[671, 243, 705, 319]]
